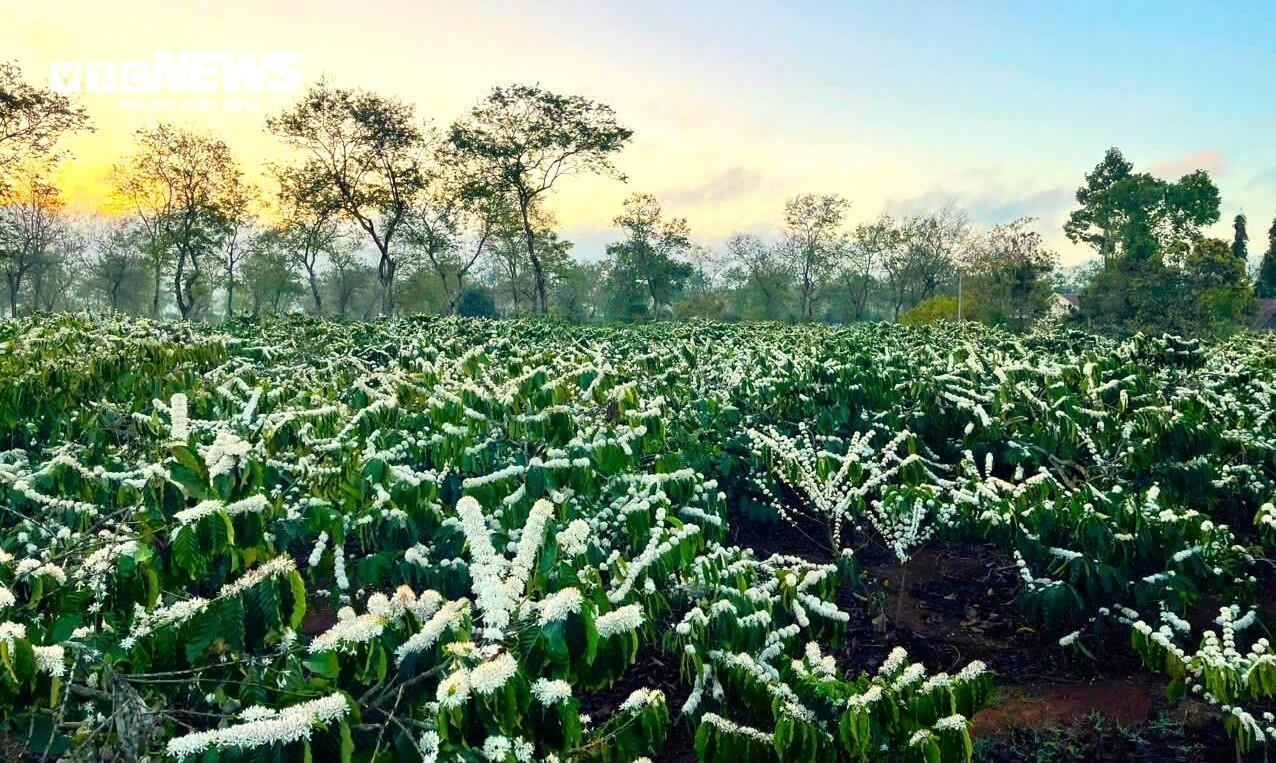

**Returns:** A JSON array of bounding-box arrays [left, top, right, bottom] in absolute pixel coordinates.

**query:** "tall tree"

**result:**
[[268, 81, 429, 314], [449, 84, 632, 313], [88, 220, 146, 312], [403, 159, 504, 315], [551, 260, 602, 323], [242, 229, 302, 316], [218, 180, 257, 319], [1065, 148, 1220, 264], [603, 193, 694, 320], [1232, 213, 1248, 262], [782, 193, 850, 321], [882, 208, 965, 321], [1257, 215, 1276, 299], [1063, 147, 1133, 263], [323, 246, 373, 318], [1068, 148, 1223, 334], [29, 217, 86, 312]]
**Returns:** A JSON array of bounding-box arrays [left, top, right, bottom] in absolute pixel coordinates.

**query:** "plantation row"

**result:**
[[0, 315, 1272, 761]]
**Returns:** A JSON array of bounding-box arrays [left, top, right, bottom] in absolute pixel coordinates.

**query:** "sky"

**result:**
[[6, 0, 1276, 266]]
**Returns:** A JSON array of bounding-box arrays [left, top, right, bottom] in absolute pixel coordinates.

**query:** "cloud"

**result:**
[[1245, 167, 1276, 193], [882, 182, 1096, 265], [660, 166, 764, 206], [1148, 151, 1227, 180], [883, 184, 1074, 227], [557, 226, 614, 264]]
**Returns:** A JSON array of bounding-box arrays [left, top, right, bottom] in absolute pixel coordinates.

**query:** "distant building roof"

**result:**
[[1257, 299, 1276, 330]]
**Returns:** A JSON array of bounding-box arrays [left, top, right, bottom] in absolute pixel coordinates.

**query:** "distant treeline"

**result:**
[[2, 62, 1273, 334]]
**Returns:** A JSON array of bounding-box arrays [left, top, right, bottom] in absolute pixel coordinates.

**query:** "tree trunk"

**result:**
[[377, 248, 396, 315], [518, 200, 547, 313], [307, 266, 322, 315], [174, 249, 193, 320], [7, 275, 19, 319], [151, 260, 162, 317]]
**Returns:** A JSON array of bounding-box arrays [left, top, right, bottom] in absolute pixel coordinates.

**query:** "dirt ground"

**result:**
[[715, 511, 1256, 761]]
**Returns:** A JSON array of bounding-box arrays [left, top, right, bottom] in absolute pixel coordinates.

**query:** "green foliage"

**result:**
[[0, 314, 1273, 760], [456, 287, 498, 318], [899, 295, 961, 325]]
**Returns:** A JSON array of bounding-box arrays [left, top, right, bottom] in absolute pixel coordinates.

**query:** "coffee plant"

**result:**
[[0, 314, 1272, 760]]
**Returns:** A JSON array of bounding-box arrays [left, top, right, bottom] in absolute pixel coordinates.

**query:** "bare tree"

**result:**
[[449, 84, 632, 313]]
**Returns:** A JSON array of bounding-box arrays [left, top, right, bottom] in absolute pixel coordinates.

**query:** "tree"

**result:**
[[551, 260, 602, 323], [275, 165, 343, 314], [0, 62, 91, 193], [404, 162, 506, 315], [603, 193, 694, 320], [963, 218, 1058, 330], [881, 208, 965, 321], [724, 233, 791, 321], [112, 152, 171, 317], [29, 213, 86, 312], [113, 125, 243, 319], [269, 81, 429, 314], [1063, 147, 1133, 263], [323, 246, 373, 318], [1065, 148, 1220, 264], [218, 180, 258, 319], [88, 220, 147, 312], [846, 215, 905, 321], [1185, 237, 1254, 332], [1257, 215, 1276, 299], [0, 172, 64, 317], [449, 84, 633, 313], [1067, 148, 1224, 334], [242, 229, 302, 315], [1232, 213, 1248, 262], [782, 194, 850, 321], [485, 203, 566, 315]]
